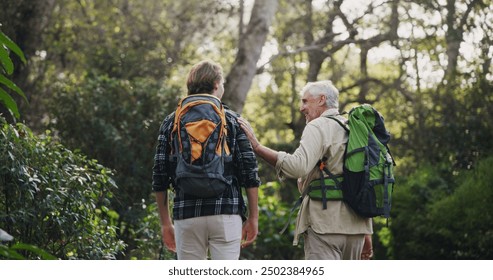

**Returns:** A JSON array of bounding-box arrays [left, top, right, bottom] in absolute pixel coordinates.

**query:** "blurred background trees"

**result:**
[[1, 0, 492, 259]]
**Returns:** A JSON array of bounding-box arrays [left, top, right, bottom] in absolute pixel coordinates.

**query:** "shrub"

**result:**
[[240, 181, 304, 260], [0, 117, 125, 259]]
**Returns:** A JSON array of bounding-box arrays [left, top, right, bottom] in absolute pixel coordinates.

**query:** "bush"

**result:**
[[240, 181, 304, 260], [0, 117, 125, 259], [390, 164, 452, 259], [390, 157, 493, 259], [47, 74, 180, 258], [427, 156, 493, 259]]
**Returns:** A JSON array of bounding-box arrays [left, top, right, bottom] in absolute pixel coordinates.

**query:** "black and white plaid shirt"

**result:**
[[152, 105, 261, 221]]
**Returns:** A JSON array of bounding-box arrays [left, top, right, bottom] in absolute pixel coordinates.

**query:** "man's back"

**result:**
[[152, 59, 259, 260]]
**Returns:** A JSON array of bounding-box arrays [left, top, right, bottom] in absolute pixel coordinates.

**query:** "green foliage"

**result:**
[[427, 156, 493, 259], [127, 199, 175, 260], [0, 117, 125, 259], [0, 30, 27, 119], [1, 0, 492, 260], [373, 217, 392, 259], [241, 181, 303, 260], [0, 241, 57, 260], [36, 0, 234, 82], [390, 157, 493, 259], [48, 74, 179, 258], [390, 164, 452, 259], [243, 82, 301, 203]]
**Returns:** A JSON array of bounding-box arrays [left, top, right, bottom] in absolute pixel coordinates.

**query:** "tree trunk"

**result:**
[[223, 0, 278, 113]]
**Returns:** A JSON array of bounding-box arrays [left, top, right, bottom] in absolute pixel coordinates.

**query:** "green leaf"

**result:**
[[0, 244, 26, 260], [0, 45, 14, 75], [0, 31, 27, 63], [10, 243, 58, 260], [0, 87, 20, 118], [0, 73, 27, 102]]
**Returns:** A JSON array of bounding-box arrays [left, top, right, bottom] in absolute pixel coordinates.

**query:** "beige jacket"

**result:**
[[275, 109, 373, 245]]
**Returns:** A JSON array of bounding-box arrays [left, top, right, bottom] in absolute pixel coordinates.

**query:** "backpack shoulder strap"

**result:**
[[325, 115, 349, 133]]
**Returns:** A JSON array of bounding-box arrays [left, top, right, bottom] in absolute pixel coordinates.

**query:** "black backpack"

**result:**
[[170, 94, 233, 198]]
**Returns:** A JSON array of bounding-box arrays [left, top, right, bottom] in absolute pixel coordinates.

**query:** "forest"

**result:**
[[0, 0, 492, 260]]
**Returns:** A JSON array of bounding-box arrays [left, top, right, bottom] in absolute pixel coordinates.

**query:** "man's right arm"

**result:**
[[152, 113, 174, 192], [152, 114, 176, 251]]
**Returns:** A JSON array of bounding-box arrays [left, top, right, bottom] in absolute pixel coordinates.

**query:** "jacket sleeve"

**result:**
[[275, 122, 325, 180], [152, 113, 175, 192]]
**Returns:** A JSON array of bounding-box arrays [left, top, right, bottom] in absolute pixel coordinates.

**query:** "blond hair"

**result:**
[[186, 60, 224, 95]]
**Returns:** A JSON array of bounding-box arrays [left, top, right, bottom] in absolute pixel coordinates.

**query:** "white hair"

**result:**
[[300, 80, 339, 109]]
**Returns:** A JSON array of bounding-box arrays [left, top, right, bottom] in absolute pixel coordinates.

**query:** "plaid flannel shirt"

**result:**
[[152, 105, 261, 220]]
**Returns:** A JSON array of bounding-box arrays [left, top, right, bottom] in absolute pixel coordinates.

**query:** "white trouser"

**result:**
[[174, 214, 242, 260]]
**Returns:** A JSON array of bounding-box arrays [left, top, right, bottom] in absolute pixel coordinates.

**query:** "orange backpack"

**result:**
[[171, 94, 232, 198]]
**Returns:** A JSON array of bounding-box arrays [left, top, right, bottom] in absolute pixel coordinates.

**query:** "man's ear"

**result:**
[[214, 81, 220, 91], [318, 94, 327, 106]]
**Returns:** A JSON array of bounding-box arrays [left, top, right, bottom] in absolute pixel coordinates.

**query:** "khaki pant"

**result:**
[[174, 214, 242, 260], [303, 227, 365, 260]]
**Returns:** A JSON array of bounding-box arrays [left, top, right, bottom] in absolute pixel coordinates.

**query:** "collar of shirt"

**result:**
[[320, 108, 340, 117]]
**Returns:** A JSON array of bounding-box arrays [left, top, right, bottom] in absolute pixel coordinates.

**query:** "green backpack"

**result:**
[[309, 104, 395, 218], [280, 104, 395, 234]]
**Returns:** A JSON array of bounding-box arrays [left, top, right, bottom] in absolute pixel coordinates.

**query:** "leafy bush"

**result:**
[[0, 117, 125, 259], [390, 165, 452, 259], [47, 74, 180, 258], [427, 156, 493, 259], [390, 157, 493, 259], [240, 181, 304, 260], [128, 198, 176, 260]]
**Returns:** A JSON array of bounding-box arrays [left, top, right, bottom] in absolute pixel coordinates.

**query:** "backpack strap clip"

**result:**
[[317, 157, 329, 209], [316, 157, 345, 209]]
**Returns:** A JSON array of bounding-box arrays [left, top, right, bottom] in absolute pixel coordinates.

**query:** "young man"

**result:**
[[152, 60, 260, 260], [239, 80, 373, 260]]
